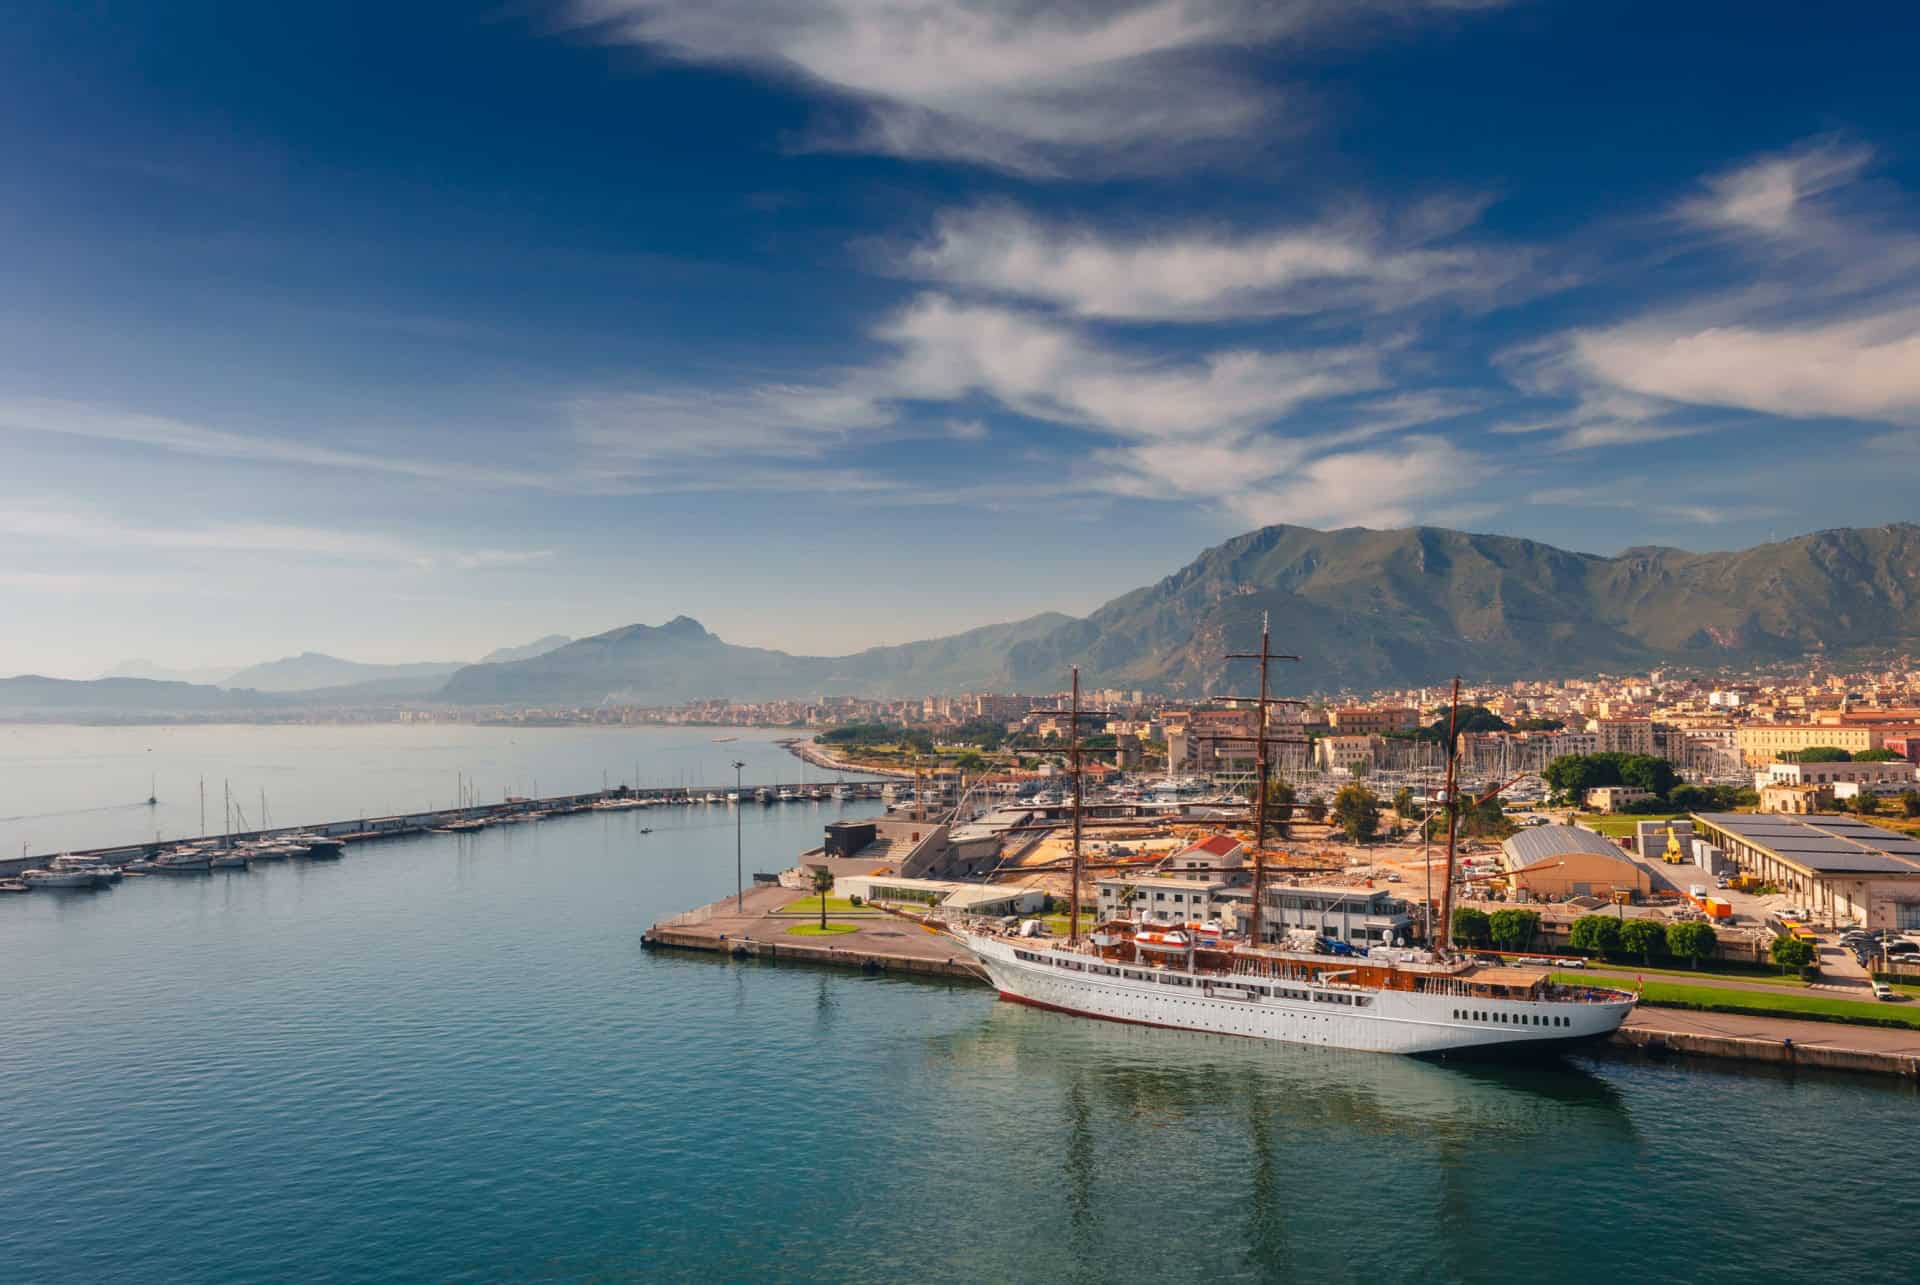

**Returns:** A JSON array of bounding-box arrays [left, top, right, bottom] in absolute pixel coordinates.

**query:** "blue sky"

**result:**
[[4, 1, 1919, 678]]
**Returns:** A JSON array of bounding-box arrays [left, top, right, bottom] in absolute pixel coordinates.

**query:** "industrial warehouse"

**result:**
[[1690, 813, 1920, 931]]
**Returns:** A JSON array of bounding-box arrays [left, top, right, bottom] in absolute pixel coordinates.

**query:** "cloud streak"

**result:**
[[0, 503, 551, 571], [0, 397, 575, 489], [901, 200, 1534, 320], [564, 0, 1511, 174]]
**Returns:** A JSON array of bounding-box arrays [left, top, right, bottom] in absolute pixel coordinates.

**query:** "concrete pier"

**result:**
[[642, 880, 988, 982]]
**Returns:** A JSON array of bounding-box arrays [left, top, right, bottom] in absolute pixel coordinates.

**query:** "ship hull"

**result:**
[[967, 935, 1632, 1057]]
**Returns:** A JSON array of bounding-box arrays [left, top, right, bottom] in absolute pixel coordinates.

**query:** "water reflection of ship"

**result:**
[[950, 999, 1632, 1144], [960, 1003, 1634, 1281]]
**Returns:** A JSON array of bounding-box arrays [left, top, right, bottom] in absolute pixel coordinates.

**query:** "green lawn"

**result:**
[[1556, 974, 1920, 1028], [786, 922, 860, 936], [1580, 960, 1920, 1000], [1580, 960, 1818, 989], [1574, 813, 1682, 838], [773, 896, 877, 917]]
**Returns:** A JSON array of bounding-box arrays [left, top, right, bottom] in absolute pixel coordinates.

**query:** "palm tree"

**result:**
[[811, 865, 836, 931]]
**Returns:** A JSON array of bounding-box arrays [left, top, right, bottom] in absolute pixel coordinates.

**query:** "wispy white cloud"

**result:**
[[1571, 316, 1920, 424], [563, 0, 1511, 174], [1680, 139, 1874, 236], [568, 385, 890, 462], [1554, 139, 1920, 428], [1222, 435, 1486, 529], [875, 293, 1381, 438], [1523, 490, 1782, 531], [0, 396, 572, 489], [0, 503, 551, 571], [901, 200, 1536, 319]]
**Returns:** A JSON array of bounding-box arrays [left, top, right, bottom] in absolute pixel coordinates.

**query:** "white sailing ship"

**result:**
[[957, 924, 1634, 1056]]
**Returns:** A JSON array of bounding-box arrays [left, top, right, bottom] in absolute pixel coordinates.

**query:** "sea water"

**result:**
[[1, 727, 1916, 1283]]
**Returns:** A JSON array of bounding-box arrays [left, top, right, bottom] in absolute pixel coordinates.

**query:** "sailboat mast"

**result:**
[[1439, 676, 1463, 956], [1068, 666, 1084, 947]]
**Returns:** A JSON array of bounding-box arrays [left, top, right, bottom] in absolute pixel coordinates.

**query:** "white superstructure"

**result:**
[[960, 929, 1633, 1056]]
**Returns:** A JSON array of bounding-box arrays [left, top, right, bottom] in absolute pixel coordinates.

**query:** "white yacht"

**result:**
[[50, 854, 122, 882]]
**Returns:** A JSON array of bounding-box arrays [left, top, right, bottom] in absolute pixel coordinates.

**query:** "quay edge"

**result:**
[[643, 913, 1920, 1079]]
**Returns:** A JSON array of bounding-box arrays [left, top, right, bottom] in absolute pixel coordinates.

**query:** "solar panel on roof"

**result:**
[[1692, 811, 1920, 873]]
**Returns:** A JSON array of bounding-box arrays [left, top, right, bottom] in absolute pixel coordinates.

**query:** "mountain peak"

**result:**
[[659, 615, 710, 638]]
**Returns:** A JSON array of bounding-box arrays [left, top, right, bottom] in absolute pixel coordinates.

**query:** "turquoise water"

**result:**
[[3, 733, 1919, 1282]]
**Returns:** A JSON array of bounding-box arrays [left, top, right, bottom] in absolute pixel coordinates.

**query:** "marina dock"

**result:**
[[0, 779, 891, 878]]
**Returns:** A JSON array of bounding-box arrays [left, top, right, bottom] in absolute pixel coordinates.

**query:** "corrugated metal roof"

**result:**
[[1501, 824, 1630, 869]]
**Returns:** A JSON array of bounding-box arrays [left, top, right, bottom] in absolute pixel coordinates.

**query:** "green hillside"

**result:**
[[433, 522, 1920, 704]]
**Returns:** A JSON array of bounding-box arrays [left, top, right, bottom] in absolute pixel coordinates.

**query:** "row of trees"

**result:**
[[1565, 914, 1718, 966], [1789, 746, 1904, 763], [1450, 908, 1542, 951]]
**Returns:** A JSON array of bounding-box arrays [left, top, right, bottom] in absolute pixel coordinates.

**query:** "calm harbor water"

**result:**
[[3, 727, 1918, 1283], [0, 724, 839, 857]]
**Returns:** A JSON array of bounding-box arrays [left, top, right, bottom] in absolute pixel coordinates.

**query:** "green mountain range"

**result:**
[[435, 522, 1920, 704]]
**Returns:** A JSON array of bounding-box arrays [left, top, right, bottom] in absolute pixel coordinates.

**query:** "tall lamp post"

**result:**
[[732, 760, 747, 911]]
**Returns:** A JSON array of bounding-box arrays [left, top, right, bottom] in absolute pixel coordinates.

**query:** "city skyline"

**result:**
[[6, 1, 1920, 676]]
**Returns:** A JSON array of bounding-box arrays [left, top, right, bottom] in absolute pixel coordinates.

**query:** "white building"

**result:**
[[1759, 760, 1916, 792], [1096, 875, 1229, 923], [1166, 833, 1246, 881]]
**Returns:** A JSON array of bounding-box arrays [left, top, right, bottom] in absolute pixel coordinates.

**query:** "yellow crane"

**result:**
[[1662, 822, 1688, 865]]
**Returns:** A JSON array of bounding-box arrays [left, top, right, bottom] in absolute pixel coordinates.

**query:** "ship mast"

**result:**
[[1438, 676, 1462, 957], [1068, 666, 1085, 946], [1222, 614, 1302, 948]]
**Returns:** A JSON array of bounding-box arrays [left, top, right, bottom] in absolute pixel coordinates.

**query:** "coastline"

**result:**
[[780, 735, 917, 779]]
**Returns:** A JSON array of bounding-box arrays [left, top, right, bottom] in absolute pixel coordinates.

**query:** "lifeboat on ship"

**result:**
[[1133, 928, 1191, 957]]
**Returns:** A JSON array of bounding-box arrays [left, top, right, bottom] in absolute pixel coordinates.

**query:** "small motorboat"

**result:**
[[21, 867, 106, 889], [51, 854, 122, 882]]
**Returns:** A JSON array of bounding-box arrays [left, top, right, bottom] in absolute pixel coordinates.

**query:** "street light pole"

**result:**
[[733, 760, 747, 912]]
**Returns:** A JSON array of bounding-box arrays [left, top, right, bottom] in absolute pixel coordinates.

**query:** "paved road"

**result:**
[[1626, 1006, 1920, 1057]]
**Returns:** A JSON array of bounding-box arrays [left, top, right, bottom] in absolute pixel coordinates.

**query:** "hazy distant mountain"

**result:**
[[220, 652, 466, 694], [436, 523, 1920, 703], [437, 614, 1073, 705], [102, 659, 239, 687], [0, 675, 271, 712], [478, 634, 573, 664]]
